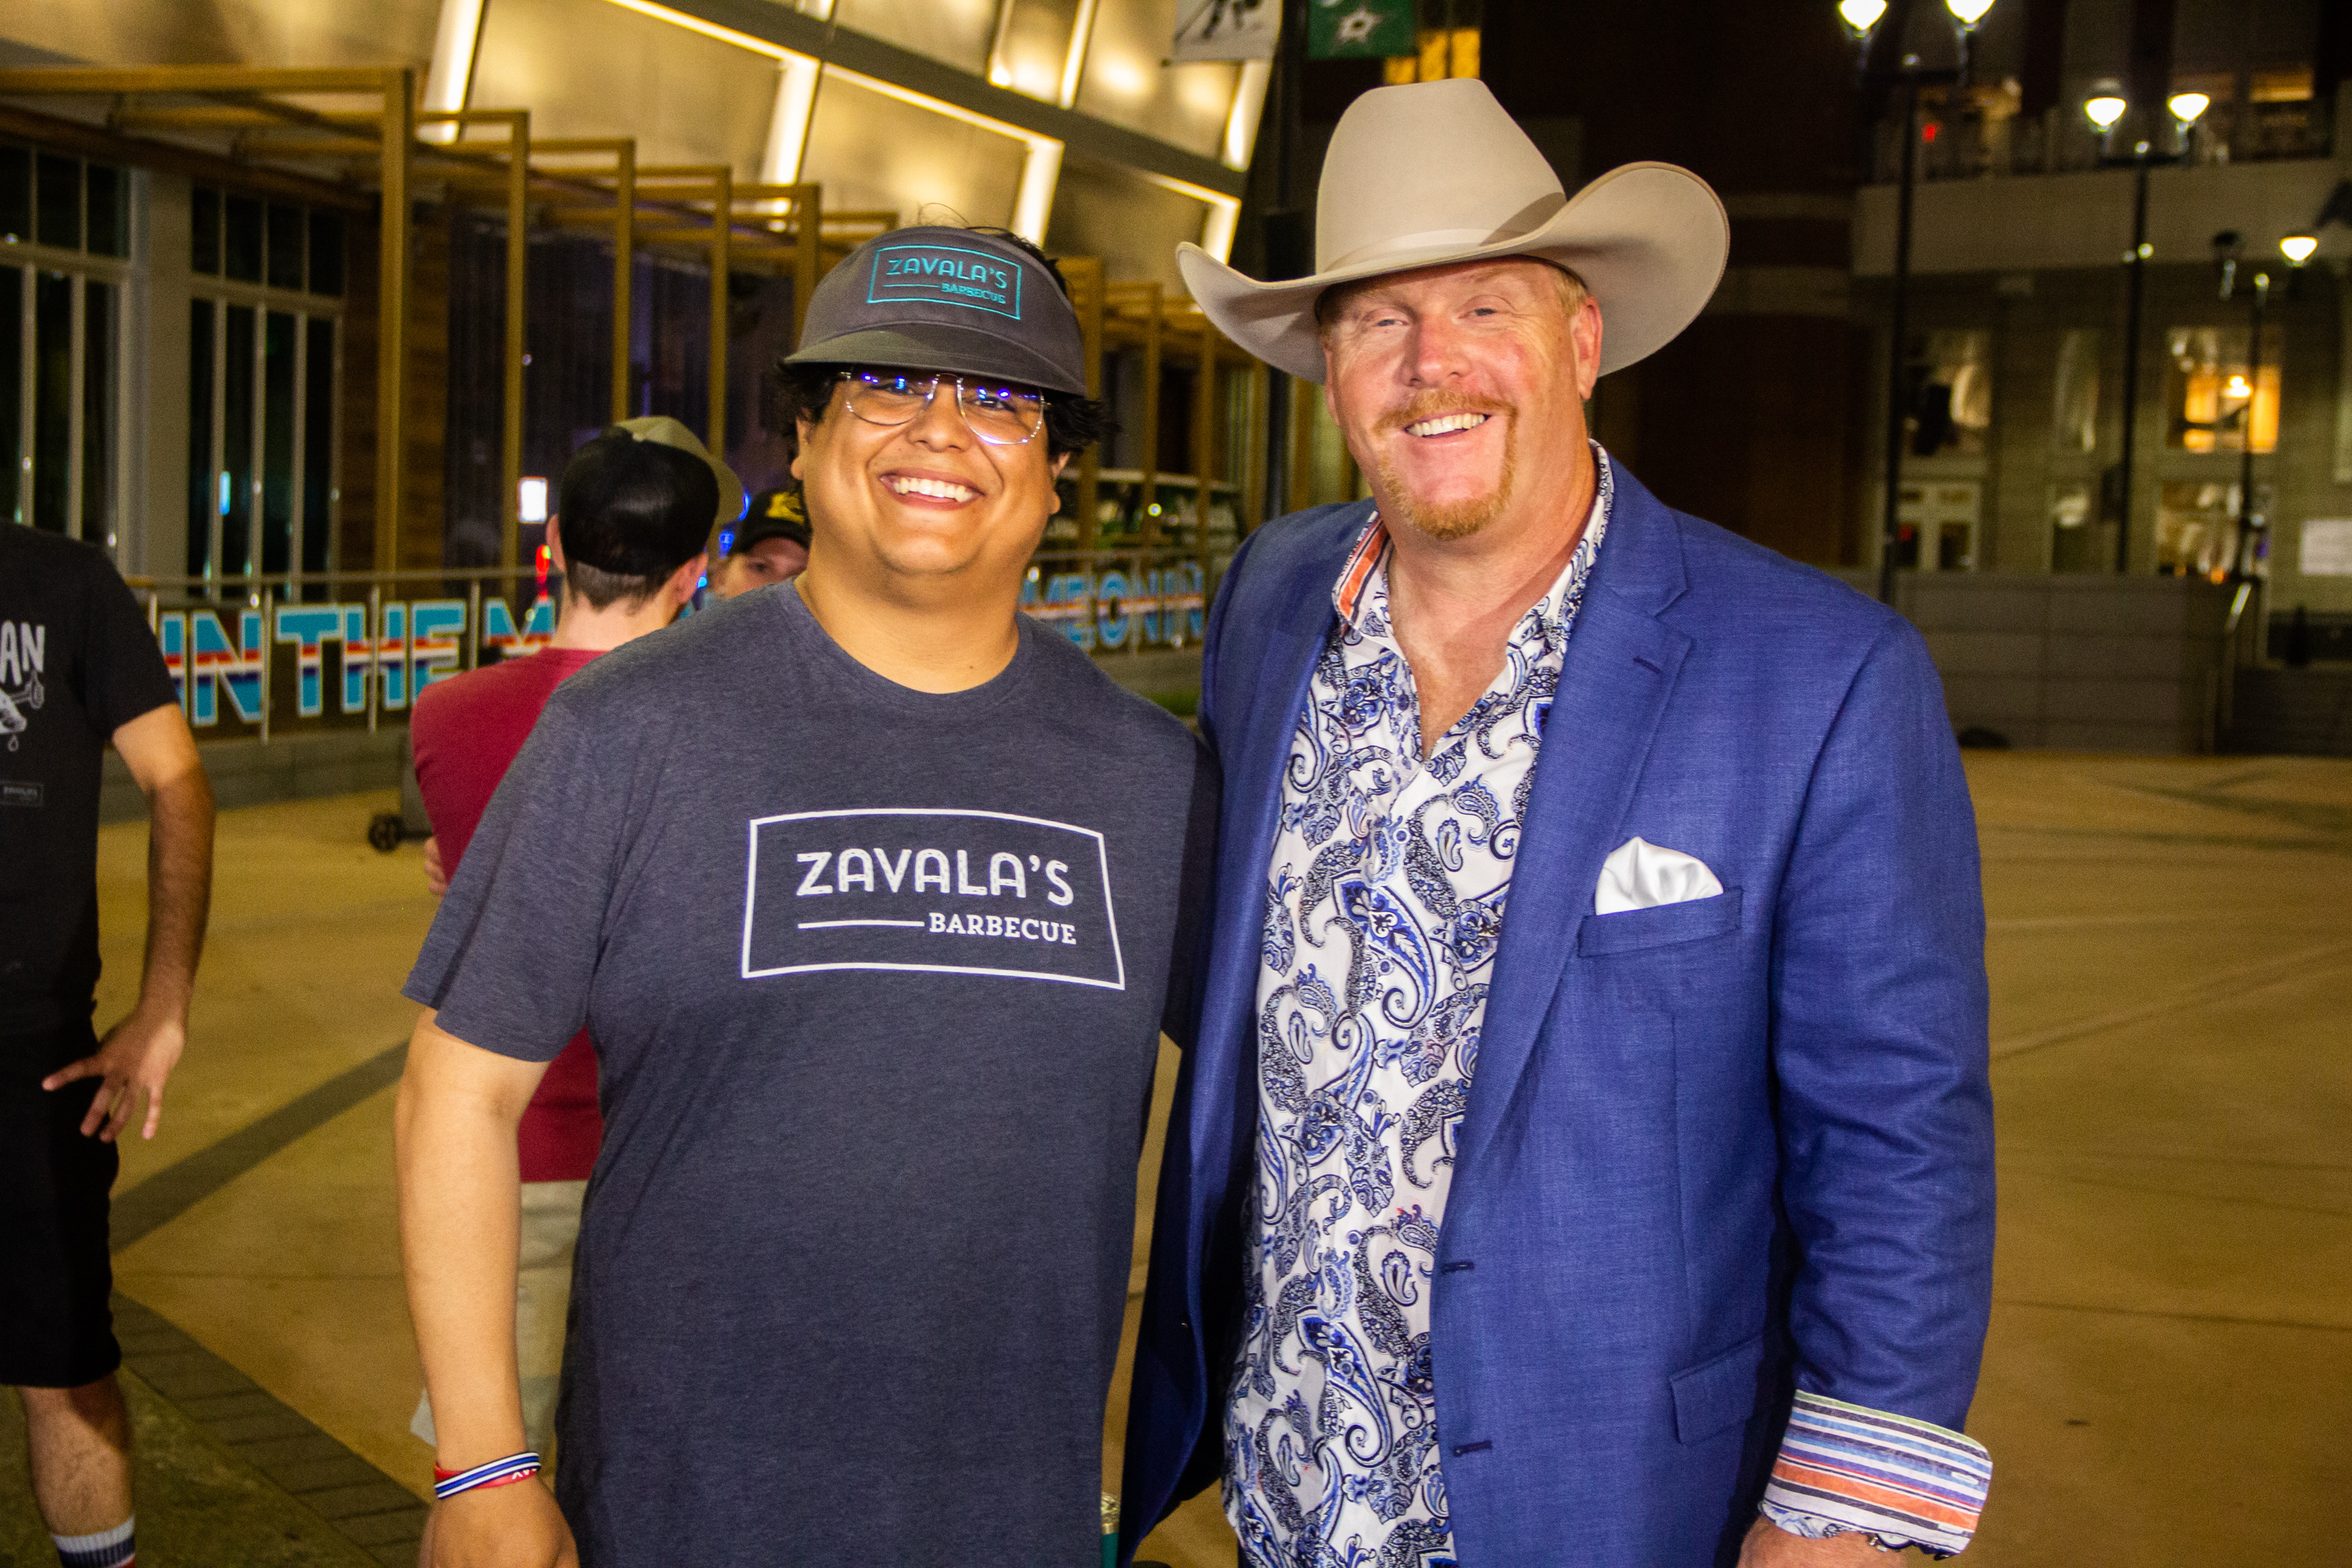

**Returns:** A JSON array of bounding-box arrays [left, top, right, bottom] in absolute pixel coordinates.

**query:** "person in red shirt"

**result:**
[[405, 416, 739, 1459]]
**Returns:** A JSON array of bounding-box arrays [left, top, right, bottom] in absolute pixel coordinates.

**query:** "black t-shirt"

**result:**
[[0, 524, 178, 1035], [405, 584, 1218, 1567]]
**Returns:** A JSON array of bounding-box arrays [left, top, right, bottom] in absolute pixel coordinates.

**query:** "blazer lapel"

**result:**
[[1455, 470, 1693, 1181]]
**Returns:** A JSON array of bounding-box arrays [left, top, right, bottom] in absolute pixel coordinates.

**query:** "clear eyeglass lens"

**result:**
[[844, 373, 1043, 444]]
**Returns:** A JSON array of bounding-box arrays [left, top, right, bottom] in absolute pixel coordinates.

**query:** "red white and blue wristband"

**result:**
[[433, 1453, 542, 1501]]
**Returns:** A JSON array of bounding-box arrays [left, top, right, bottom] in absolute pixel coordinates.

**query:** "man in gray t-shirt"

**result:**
[[398, 226, 1215, 1568]]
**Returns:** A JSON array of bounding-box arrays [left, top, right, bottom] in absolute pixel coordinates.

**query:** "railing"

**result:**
[[1868, 96, 2333, 185], [125, 548, 1228, 742]]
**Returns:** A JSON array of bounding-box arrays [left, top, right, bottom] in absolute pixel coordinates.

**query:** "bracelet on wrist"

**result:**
[[433, 1452, 543, 1500]]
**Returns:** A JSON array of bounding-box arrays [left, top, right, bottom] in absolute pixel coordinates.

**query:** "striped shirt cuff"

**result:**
[[1759, 1392, 1992, 1556]]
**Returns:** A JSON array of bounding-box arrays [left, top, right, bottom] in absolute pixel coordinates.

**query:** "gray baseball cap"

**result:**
[[783, 226, 1087, 397]]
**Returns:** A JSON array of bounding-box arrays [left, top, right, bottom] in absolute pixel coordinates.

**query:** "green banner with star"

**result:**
[[1309, 0, 1415, 58]]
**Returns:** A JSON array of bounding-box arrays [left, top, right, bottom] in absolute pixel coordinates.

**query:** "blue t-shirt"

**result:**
[[406, 583, 1214, 1566]]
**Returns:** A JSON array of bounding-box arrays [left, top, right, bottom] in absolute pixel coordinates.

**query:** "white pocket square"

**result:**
[[1595, 837, 1724, 916]]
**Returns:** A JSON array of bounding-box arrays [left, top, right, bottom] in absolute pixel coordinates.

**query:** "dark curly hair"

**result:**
[[771, 227, 1114, 462]]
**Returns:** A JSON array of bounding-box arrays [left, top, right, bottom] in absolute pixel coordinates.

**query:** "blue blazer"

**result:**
[[1121, 463, 1994, 1567]]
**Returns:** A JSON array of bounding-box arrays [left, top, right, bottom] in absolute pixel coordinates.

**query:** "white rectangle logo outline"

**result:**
[[739, 807, 1127, 990]]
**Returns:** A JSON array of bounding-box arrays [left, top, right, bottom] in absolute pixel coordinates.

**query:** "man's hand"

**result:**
[[1741, 1517, 1893, 1564], [425, 835, 449, 898], [419, 1479, 577, 1568], [42, 1007, 187, 1141]]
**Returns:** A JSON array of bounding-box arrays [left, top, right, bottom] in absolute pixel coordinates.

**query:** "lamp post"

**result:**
[[1846, 0, 1998, 605], [2099, 89, 2206, 573], [2220, 234, 2319, 584]]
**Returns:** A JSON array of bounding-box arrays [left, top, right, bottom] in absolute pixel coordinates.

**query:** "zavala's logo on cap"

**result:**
[[866, 244, 1023, 321]]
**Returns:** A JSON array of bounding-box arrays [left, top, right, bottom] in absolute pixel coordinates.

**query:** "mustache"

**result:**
[[1377, 393, 1510, 434]]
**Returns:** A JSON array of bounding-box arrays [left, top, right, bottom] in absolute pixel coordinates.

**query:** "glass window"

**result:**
[[85, 164, 126, 258], [266, 203, 304, 292], [1905, 329, 1991, 457], [222, 303, 256, 575], [35, 153, 80, 250], [2154, 480, 2238, 577], [303, 317, 336, 579], [2165, 325, 2280, 452], [2052, 328, 2099, 453], [0, 147, 30, 243], [0, 266, 19, 525], [187, 299, 214, 576], [262, 311, 298, 575], [224, 194, 263, 283], [82, 280, 114, 543], [192, 187, 221, 275], [33, 271, 71, 531], [307, 210, 344, 296], [2049, 479, 2100, 572]]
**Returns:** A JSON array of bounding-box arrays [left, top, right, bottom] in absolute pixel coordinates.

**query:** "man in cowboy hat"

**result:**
[[1121, 79, 1994, 1567]]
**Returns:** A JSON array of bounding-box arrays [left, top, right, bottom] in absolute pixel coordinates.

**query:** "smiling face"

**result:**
[[1319, 259, 1602, 543], [792, 369, 1066, 596]]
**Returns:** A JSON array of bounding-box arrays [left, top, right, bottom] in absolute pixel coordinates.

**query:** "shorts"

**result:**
[[0, 1018, 122, 1388]]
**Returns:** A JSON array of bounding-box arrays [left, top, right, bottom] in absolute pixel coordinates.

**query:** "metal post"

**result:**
[[1139, 284, 1163, 544], [258, 586, 273, 742], [793, 183, 821, 350], [613, 143, 635, 422], [503, 113, 530, 574], [1193, 325, 1218, 550], [2235, 270, 2270, 581], [466, 578, 483, 671], [1877, 72, 1919, 606], [709, 166, 732, 456], [366, 581, 382, 735], [1070, 257, 1104, 550], [376, 70, 414, 575], [2114, 147, 2151, 573]]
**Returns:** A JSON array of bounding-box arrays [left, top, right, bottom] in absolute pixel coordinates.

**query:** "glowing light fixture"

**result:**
[[2084, 95, 2128, 129], [1945, 0, 1994, 25], [2281, 234, 2319, 264], [2167, 91, 2210, 124], [2225, 375, 2251, 399], [1838, 0, 1888, 33], [519, 477, 549, 524]]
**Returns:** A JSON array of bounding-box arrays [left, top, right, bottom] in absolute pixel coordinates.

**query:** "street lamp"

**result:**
[[1947, 0, 1993, 82], [2281, 233, 2319, 265], [2167, 89, 2209, 155], [2095, 90, 2207, 573], [2215, 230, 2275, 586], [1850, 0, 1997, 603]]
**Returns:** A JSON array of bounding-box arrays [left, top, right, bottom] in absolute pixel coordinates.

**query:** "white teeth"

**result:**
[[886, 476, 978, 501], [1407, 412, 1489, 437]]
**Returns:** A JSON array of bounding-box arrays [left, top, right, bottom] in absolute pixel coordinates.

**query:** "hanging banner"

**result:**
[[1308, 0, 1414, 58], [1173, 0, 1280, 62]]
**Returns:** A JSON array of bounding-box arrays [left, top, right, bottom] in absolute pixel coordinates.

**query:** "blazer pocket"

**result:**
[[1670, 1330, 1769, 1445], [1577, 887, 1743, 957]]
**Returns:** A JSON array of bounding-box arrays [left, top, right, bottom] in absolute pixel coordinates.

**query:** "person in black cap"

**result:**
[[706, 484, 811, 601], [396, 225, 1215, 1567]]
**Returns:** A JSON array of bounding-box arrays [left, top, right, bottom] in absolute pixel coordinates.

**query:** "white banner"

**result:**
[[2300, 518, 2352, 576], [1173, 0, 1279, 61]]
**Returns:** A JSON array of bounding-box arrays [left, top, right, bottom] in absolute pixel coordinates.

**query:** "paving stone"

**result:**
[[303, 1480, 430, 1521]]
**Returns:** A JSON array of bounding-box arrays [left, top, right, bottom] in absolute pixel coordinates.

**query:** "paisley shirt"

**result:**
[[1222, 456, 1613, 1568]]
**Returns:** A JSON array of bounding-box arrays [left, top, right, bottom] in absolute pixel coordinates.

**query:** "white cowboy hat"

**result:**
[[1178, 78, 1729, 383]]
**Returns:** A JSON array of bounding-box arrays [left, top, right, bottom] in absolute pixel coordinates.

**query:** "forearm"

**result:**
[[136, 768, 215, 1018], [396, 1014, 533, 1467]]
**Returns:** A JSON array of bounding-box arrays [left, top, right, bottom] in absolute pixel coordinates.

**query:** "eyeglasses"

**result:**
[[837, 370, 1047, 446]]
